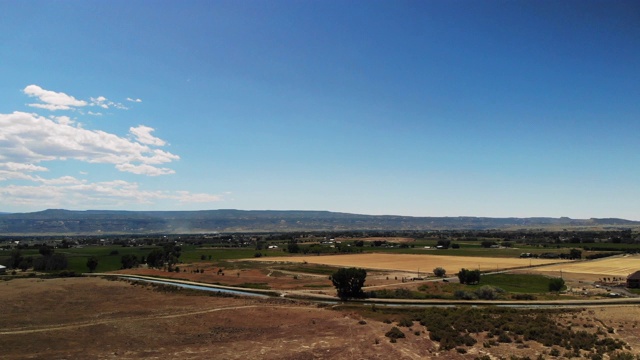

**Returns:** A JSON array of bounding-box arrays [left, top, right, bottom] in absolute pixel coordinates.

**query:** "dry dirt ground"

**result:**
[[113, 262, 418, 293], [0, 277, 429, 360], [113, 265, 333, 291], [2, 277, 640, 359]]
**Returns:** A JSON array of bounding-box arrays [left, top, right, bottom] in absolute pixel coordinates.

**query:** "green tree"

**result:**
[[569, 249, 582, 260], [481, 240, 496, 248], [86, 256, 99, 272], [38, 245, 54, 257], [121, 254, 139, 269], [33, 253, 68, 271], [287, 240, 300, 253], [9, 249, 23, 269], [331, 267, 367, 300], [18, 259, 30, 272], [146, 248, 165, 268], [458, 268, 480, 285], [433, 267, 446, 277], [549, 277, 565, 292]]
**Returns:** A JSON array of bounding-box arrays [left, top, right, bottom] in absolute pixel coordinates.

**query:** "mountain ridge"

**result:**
[[0, 209, 638, 235]]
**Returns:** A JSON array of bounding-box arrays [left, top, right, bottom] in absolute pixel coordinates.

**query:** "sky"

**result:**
[[0, 1, 639, 219]]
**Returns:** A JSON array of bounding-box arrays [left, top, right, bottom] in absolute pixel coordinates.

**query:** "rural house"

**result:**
[[0, 265, 6, 274], [627, 271, 640, 288]]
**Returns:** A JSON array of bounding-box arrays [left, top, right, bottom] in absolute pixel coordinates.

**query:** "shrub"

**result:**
[[512, 293, 536, 300], [385, 327, 405, 340], [454, 290, 477, 300], [475, 285, 500, 300], [498, 332, 512, 343]]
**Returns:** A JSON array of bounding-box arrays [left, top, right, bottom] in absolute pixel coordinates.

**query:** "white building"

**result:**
[[0, 265, 6, 274]]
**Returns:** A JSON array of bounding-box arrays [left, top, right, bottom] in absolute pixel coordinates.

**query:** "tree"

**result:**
[[121, 254, 139, 269], [86, 256, 99, 272], [146, 248, 165, 268], [9, 249, 23, 269], [569, 249, 582, 260], [18, 259, 30, 272], [458, 268, 480, 285], [549, 277, 565, 292], [433, 267, 446, 277], [39, 245, 54, 257], [481, 241, 496, 248], [331, 267, 367, 300], [287, 240, 300, 254], [33, 253, 68, 271]]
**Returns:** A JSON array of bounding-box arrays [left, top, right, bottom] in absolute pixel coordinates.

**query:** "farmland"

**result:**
[[3, 229, 640, 359], [247, 253, 570, 275], [529, 254, 640, 281]]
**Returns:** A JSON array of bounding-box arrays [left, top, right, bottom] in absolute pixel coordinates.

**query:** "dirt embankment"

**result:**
[[2, 277, 640, 359], [0, 277, 430, 359]]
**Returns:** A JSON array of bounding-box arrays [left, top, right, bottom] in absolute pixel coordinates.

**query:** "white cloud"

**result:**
[[23, 85, 87, 111], [0, 111, 179, 175], [2, 162, 48, 172], [1, 84, 224, 211], [129, 125, 166, 146], [115, 163, 175, 176], [90, 96, 127, 110], [51, 115, 75, 126]]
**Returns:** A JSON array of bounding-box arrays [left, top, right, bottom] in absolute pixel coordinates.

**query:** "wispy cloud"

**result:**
[[127, 97, 142, 103], [23, 85, 129, 112], [129, 125, 166, 146], [115, 163, 175, 176], [24, 85, 87, 111], [90, 96, 127, 110]]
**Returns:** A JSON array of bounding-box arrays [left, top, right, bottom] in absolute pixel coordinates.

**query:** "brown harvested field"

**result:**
[[337, 237, 415, 243], [0, 277, 433, 360], [528, 254, 640, 282], [247, 253, 569, 275], [3, 277, 640, 359], [114, 264, 333, 290]]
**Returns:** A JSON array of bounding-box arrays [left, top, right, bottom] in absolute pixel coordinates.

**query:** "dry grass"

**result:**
[[247, 253, 568, 275], [529, 254, 640, 281]]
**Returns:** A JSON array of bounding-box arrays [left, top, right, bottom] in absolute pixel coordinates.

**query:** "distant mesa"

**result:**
[[0, 209, 638, 235]]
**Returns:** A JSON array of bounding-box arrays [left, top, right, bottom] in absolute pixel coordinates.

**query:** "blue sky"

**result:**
[[0, 1, 638, 219]]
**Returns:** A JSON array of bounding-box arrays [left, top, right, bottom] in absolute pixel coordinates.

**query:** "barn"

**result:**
[[627, 271, 640, 288]]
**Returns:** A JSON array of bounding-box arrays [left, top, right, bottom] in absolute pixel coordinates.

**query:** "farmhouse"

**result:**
[[0, 265, 6, 274], [627, 271, 640, 288]]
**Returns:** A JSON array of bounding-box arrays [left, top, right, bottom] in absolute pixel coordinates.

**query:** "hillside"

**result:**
[[0, 209, 638, 235]]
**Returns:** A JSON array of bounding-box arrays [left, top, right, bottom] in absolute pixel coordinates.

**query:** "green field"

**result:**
[[0, 245, 264, 274], [476, 273, 553, 293]]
